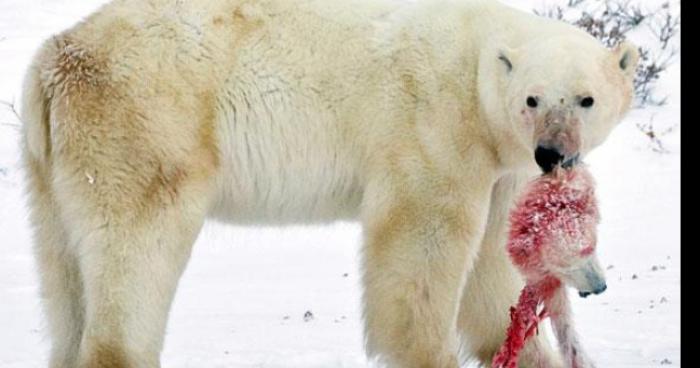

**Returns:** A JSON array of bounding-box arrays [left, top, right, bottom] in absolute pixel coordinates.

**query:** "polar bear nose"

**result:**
[[534, 145, 564, 173]]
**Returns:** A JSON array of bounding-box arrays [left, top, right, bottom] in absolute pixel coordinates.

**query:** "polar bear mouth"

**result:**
[[534, 146, 580, 173], [561, 154, 580, 168]]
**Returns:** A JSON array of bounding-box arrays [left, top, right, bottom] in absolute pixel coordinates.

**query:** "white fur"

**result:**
[[20, 0, 637, 367]]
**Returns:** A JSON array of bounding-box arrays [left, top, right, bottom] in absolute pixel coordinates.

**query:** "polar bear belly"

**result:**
[[208, 68, 365, 225]]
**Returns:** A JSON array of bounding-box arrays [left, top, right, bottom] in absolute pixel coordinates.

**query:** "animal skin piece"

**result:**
[[492, 166, 601, 368]]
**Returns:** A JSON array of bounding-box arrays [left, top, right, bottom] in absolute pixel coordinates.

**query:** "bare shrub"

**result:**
[[534, 0, 680, 107]]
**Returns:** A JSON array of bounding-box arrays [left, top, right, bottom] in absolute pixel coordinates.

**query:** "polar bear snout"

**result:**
[[533, 108, 583, 172]]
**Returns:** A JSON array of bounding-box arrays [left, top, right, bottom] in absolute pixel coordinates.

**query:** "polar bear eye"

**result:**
[[526, 96, 538, 108], [580, 97, 595, 108]]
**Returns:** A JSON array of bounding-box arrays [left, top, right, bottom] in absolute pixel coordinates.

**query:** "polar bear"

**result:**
[[20, 0, 638, 367]]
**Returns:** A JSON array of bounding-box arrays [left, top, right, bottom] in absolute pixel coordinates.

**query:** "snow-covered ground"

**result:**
[[0, 0, 680, 367]]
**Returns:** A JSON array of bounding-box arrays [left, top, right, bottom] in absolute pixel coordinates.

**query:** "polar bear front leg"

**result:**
[[360, 176, 491, 368]]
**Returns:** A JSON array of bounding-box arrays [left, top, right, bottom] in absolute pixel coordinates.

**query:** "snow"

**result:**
[[0, 0, 680, 367]]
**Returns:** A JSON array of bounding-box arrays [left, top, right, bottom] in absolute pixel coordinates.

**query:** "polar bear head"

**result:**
[[479, 33, 639, 173]]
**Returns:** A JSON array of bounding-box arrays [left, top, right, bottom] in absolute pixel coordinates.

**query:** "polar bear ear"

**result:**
[[497, 47, 517, 73], [614, 40, 640, 78]]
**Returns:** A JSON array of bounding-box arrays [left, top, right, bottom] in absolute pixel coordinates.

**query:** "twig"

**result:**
[[635, 114, 678, 153], [648, 5, 680, 50], [0, 122, 20, 129], [1, 99, 22, 130]]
